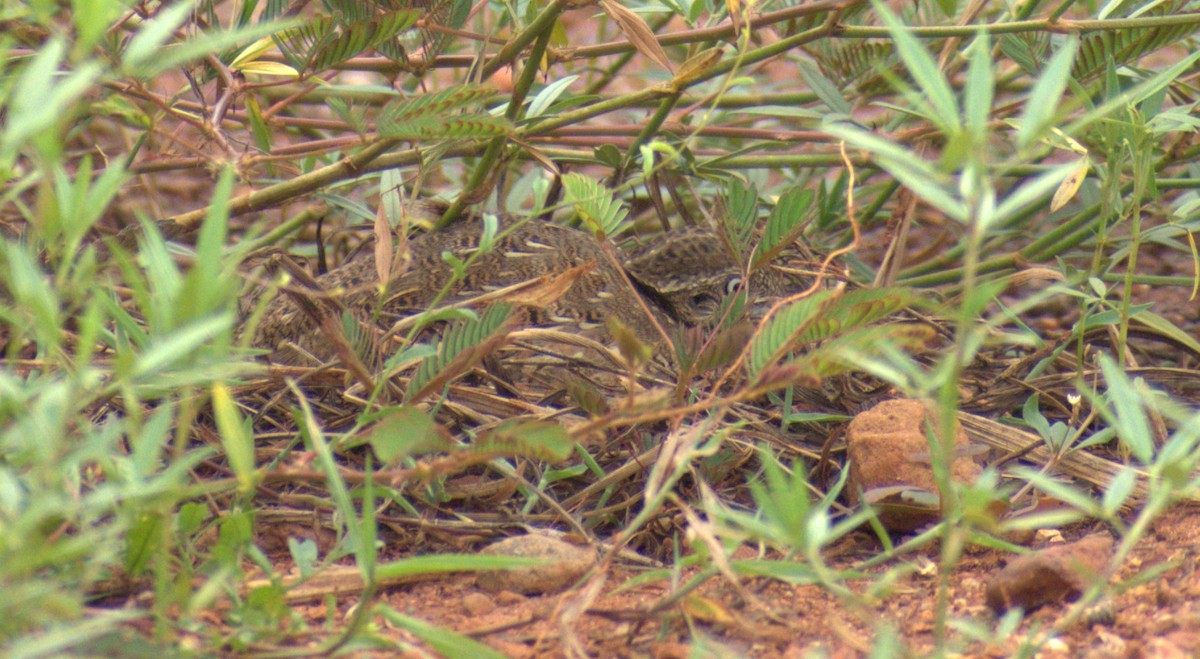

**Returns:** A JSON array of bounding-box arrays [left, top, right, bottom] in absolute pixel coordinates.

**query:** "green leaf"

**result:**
[[294, 390, 373, 575], [935, 0, 958, 15], [756, 186, 813, 268], [406, 303, 515, 400], [53, 156, 128, 258], [1073, 19, 1200, 82], [1098, 354, 1154, 464], [245, 96, 274, 155], [748, 293, 827, 376], [474, 419, 575, 462], [351, 405, 451, 465], [124, 513, 163, 577], [797, 59, 851, 115], [562, 173, 628, 235], [177, 502, 209, 537], [1017, 37, 1078, 150], [1102, 467, 1137, 516], [277, 10, 420, 73], [71, 0, 123, 55], [749, 288, 917, 377], [732, 105, 824, 119], [180, 167, 234, 322], [1022, 394, 1051, 441], [999, 33, 1047, 76], [213, 511, 254, 565], [1, 243, 62, 352], [594, 143, 623, 169], [811, 323, 933, 379], [749, 450, 812, 543], [527, 75, 579, 119], [375, 553, 541, 580], [376, 86, 510, 139], [963, 32, 993, 142], [381, 612, 512, 658], [723, 178, 757, 255], [212, 382, 259, 494], [1012, 467, 1100, 517], [730, 559, 820, 584], [991, 161, 1079, 228], [133, 315, 233, 380], [822, 121, 967, 221], [874, 1, 960, 132], [5, 39, 102, 161], [133, 19, 299, 78], [1132, 310, 1200, 358], [123, 0, 200, 70], [288, 538, 319, 578]]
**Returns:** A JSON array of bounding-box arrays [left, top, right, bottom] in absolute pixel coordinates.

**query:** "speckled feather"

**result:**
[[248, 219, 810, 365]]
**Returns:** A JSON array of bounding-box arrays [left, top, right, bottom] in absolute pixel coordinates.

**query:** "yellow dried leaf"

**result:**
[[233, 61, 299, 78], [229, 36, 278, 70], [726, 0, 743, 34], [1049, 127, 1088, 155], [1050, 158, 1089, 213], [682, 594, 736, 626]]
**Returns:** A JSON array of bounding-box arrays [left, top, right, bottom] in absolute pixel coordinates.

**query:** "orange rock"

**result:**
[[985, 533, 1114, 613], [845, 398, 982, 531]]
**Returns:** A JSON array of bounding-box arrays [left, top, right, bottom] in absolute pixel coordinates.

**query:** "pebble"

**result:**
[[475, 534, 596, 595], [461, 591, 496, 616], [985, 533, 1114, 613], [845, 398, 982, 531]]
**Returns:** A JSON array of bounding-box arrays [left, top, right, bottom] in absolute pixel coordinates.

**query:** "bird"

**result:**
[[246, 208, 813, 369]]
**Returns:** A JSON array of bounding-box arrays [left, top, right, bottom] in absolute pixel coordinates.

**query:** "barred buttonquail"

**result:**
[[249, 215, 810, 366]]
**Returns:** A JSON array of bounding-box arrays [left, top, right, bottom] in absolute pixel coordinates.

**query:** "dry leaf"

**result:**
[[682, 594, 736, 626], [673, 48, 722, 89], [726, 0, 744, 34], [391, 203, 415, 281], [1050, 157, 1089, 213], [599, 0, 673, 73], [861, 485, 942, 532], [503, 263, 595, 308], [607, 315, 653, 368], [1008, 267, 1065, 287], [374, 203, 393, 284]]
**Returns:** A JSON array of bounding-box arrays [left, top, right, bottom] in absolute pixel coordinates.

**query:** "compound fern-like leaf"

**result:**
[[405, 303, 515, 401], [562, 173, 628, 236], [376, 85, 510, 139], [755, 186, 813, 269], [748, 288, 916, 378]]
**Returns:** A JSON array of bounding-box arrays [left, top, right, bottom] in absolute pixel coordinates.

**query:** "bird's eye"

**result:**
[[724, 276, 743, 295]]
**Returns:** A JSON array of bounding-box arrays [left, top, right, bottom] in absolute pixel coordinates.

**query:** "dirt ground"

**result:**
[[252, 503, 1195, 657], [219, 195, 1200, 659], [317, 223, 1198, 657]]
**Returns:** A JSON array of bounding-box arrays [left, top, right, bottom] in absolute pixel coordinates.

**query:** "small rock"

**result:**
[[495, 590, 525, 605], [475, 534, 596, 595], [649, 642, 691, 659], [845, 398, 982, 531], [461, 591, 496, 616], [1082, 598, 1117, 626], [1042, 637, 1071, 653], [1153, 634, 1198, 659], [985, 533, 1114, 613], [487, 639, 536, 658], [1089, 628, 1125, 657]]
